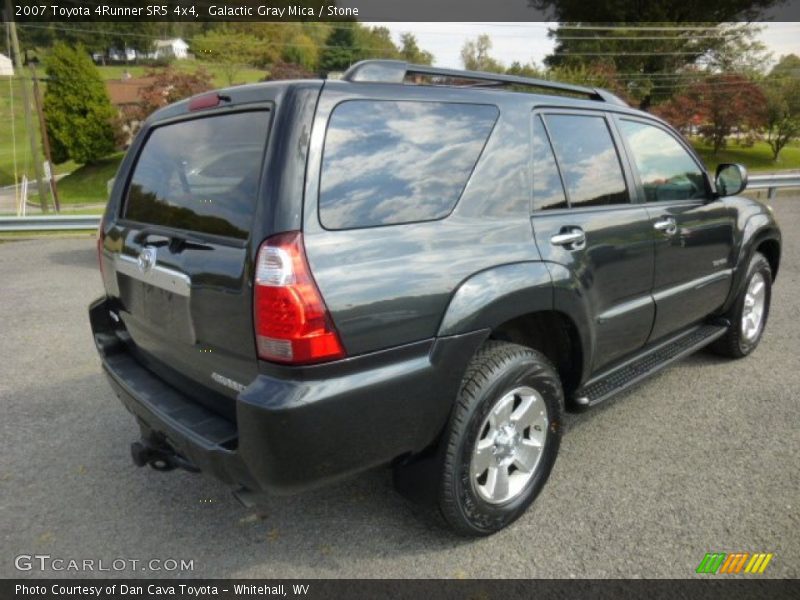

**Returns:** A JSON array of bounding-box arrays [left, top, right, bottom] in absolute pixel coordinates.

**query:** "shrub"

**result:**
[[43, 44, 117, 164]]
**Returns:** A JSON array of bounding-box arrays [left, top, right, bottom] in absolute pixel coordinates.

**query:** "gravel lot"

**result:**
[[1, 198, 798, 579]]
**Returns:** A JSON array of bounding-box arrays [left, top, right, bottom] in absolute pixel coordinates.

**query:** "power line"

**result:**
[[556, 51, 712, 56], [552, 35, 744, 40], [492, 23, 780, 31]]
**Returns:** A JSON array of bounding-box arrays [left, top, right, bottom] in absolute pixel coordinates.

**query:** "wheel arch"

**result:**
[[757, 237, 780, 281], [488, 312, 583, 401], [723, 214, 781, 314], [437, 262, 590, 398]]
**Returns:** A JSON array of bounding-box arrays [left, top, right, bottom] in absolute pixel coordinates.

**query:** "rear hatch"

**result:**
[[100, 101, 275, 419]]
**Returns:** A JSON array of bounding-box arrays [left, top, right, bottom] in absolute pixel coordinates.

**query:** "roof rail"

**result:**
[[341, 60, 628, 107]]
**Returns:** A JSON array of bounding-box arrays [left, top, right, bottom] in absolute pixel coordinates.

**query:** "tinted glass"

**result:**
[[544, 114, 628, 207], [532, 116, 567, 211], [124, 111, 269, 239], [619, 120, 706, 202], [319, 100, 498, 229]]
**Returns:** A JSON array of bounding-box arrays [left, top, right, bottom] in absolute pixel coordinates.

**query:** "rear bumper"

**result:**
[[89, 296, 486, 493]]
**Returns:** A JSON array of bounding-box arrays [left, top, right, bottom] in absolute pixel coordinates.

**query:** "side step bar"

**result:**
[[574, 324, 728, 408]]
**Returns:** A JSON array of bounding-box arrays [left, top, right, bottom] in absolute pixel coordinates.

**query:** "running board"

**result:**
[[573, 324, 728, 409]]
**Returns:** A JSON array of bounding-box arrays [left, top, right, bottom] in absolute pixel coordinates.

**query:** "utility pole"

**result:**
[[4, 0, 49, 213], [30, 62, 60, 212]]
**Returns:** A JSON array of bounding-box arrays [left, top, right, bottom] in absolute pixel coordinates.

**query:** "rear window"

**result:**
[[319, 100, 498, 229], [124, 111, 270, 239]]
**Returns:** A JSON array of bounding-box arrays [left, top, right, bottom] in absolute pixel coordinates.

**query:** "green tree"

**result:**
[[282, 33, 319, 71], [763, 54, 800, 160], [353, 26, 400, 62], [227, 23, 300, 67], [550, 63, 632, 102], [770, 52, 800, 77], [461, 34, 504, 72], [506, 61, 543, 78], [400, 33, 433, 65], [193, 29, 260, 85], [43, 44, 116, 165], [532, 0, 779, 108], [319, 25, 357, 72]]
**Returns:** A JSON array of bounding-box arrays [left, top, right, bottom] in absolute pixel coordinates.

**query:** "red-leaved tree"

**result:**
[[264, 61, 314, 81], [138, 67, 214, 117], [654, 74, 767, 153], [115, 67, 214, 145]]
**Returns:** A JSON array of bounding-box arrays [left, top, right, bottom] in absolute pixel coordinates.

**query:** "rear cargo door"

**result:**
[[104, 109, 271, 418]]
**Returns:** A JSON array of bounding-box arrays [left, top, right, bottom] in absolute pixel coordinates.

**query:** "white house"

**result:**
[[109, 47, 138, 62], [92, 47, 137, 63], [151, 39, 189, 60], [0, 53, 14, 76]]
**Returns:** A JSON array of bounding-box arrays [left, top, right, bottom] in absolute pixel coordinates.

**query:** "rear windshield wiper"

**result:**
[[134, 229, 213, 253]]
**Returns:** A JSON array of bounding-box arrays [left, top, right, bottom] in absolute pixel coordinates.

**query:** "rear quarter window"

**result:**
[[123, 110, 270, 239], [319, 100, 498, 229]]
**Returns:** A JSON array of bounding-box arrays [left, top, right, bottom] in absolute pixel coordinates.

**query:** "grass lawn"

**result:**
[[56, 152, 124, 205], [691, 139, 800, 173], [0, 76, 77, 194]]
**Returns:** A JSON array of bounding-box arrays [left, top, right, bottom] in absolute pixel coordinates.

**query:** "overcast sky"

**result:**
[[368, 22, 800, 70]]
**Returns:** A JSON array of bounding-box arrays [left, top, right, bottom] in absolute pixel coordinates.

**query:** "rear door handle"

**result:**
[[654, 217, 677, 236], [550, 228, 586, 249]]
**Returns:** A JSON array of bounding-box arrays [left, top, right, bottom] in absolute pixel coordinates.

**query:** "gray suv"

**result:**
[[90, 60, 781, 535]]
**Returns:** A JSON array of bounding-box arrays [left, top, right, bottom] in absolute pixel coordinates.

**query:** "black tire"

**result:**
[[711, 252, 772, 358], [438, 341, 563, 536]]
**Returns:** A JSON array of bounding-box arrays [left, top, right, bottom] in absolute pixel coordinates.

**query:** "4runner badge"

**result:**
[[137, 246, 157, 274], [212, 372, 246, 393]]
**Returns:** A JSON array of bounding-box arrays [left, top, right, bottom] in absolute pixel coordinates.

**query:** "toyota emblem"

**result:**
[[137, 246, 157, 274]]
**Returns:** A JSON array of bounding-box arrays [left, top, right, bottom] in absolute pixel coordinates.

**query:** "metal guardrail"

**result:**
[[0, 174, 798, 233], [747, 173, 800, 199], [0, 215, 100, 232]]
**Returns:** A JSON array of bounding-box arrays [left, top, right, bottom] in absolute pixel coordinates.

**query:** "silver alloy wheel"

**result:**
[[470, 386, 549, 504], [741, 272, 767, 342]]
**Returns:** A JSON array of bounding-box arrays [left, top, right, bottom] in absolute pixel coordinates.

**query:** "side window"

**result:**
[[544, 114, 629, 208], [319, 100, 498, 229], [619, 120, 707, 202], [532, 116, 567, 211]]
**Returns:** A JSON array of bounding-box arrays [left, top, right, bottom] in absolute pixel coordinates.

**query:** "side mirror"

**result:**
[[715, 163, 748, 197]]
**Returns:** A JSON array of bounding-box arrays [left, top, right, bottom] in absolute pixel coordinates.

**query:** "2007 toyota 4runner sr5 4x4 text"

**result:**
[[90, 60, 781, 535]]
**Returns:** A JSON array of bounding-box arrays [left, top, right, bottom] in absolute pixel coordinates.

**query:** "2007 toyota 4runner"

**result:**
[[89, 60, 781, 535]]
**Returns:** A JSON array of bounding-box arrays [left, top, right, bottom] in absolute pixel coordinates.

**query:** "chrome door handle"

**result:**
[[654, 217, 677, 236], [550, 228, 586, 249]]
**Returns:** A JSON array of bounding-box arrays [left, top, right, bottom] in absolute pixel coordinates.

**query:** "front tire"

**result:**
[[438, 341, 563, 536], [711, 252, 772, 358]]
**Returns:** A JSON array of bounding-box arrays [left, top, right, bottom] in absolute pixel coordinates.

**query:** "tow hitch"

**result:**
[[130, 441, 200, 473]]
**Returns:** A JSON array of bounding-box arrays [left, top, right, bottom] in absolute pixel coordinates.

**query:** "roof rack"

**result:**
[[341, 60, 628, 107]]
